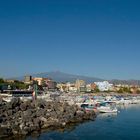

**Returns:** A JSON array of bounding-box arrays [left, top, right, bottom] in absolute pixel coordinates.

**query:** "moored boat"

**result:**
[[96, 102, 118, 113], [85, 105, 97, 112], [97, 106, 118, 113]]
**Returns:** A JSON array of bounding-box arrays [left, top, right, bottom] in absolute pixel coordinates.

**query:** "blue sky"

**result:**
[[0, 0, 140, 79]]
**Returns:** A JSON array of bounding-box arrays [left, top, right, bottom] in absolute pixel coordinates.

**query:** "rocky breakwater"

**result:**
[[0, 98, 96, 138]]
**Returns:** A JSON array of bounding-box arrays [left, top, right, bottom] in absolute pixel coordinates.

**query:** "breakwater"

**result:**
[[27, 104, 140, 140], [0, 98, 96, 138]]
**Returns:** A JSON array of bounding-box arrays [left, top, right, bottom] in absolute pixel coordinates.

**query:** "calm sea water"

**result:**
[[27, 105, 140, 140]]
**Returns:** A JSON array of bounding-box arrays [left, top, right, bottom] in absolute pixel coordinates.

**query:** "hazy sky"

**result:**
[[0, 0, 140, 79]]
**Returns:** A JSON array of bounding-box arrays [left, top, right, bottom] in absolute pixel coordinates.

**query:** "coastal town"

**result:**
[[1, 75, 140, 138], [0, 75, 140, 94]]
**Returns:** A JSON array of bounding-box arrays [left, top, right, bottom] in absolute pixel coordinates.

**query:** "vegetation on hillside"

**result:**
[[0, 78, 28, 90]]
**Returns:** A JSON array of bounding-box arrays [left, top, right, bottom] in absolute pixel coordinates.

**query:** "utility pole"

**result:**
[[33, 81, 38, 100]]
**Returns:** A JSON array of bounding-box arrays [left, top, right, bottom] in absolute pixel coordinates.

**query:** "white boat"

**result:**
[[84, 105, 98, 112], [124, 98, 132, 104], [97, 106, 118, 113], [116, 98, 132, 105], [96, 101, 118, 113], [131, 97, 140, 104]]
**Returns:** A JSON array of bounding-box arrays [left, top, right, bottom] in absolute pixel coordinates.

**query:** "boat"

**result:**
[[85, 105, 97, 112], [96, 102, 118, 113], [116, 97, 132, 105], [97, 106, 118, 113], [131, 97, 140, 104]]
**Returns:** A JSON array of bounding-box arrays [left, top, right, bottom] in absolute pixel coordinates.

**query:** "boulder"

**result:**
[[7, 110, 13, 116], [37, 99, 47, 109], [0, 127, 12, 138], [33, 117, 41, 128], [39, 116, 47, 123], [76, 110, 85, 117], [0, 116, 3, 123], [36, 109, 46, 117], [20, 103, 27, 111], [10, 98, 21, 108], [30, 102, 36, 109], [11, 125, 20, 135], [0, 98, 96, 138]]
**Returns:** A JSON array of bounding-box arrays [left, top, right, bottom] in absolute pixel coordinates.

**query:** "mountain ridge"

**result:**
[[11, 71, 103, 83], [31, 71, 104, 83], [10, 71, 140, 85]]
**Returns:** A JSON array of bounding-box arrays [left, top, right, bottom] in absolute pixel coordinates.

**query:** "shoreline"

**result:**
[[0, 98, 96, 139], [0, 92, 140, 139]]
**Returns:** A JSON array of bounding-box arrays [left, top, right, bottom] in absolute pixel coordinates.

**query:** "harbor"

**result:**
[[1, 90, 140, 139], [0, 77, 140, 139], [0, 94, 96, 139]]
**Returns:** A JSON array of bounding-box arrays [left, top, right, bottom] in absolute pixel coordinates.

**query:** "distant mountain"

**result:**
[[110, 79, 140, 86], [13, 71, 104, 83], [10, 71, 140, 85], [31, 71, 103, 83]]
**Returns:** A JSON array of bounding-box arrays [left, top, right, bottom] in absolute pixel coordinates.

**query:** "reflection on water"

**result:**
[[118, 104, 140, 110], [97, 112, 117, 119]]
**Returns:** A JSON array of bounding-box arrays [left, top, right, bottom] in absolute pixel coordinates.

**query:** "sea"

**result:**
[[27, 104, 140, 140]]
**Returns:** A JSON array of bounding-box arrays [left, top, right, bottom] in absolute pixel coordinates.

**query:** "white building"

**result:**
[[86, 84, 92, 92], [69, 86, 77, 92], [94, 81, 113, 91]]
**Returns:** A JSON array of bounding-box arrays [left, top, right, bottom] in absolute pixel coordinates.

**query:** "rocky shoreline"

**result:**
[[0, 98, 96, 138]]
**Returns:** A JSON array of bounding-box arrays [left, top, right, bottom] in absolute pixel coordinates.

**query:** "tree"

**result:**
[[123, 87, 131, 93], [0, 78, 4, 83], [136, 89, 140, 94], [117, 88, 124, 93], [9, 82, 27, 90], [94, 87, 100, 93]]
